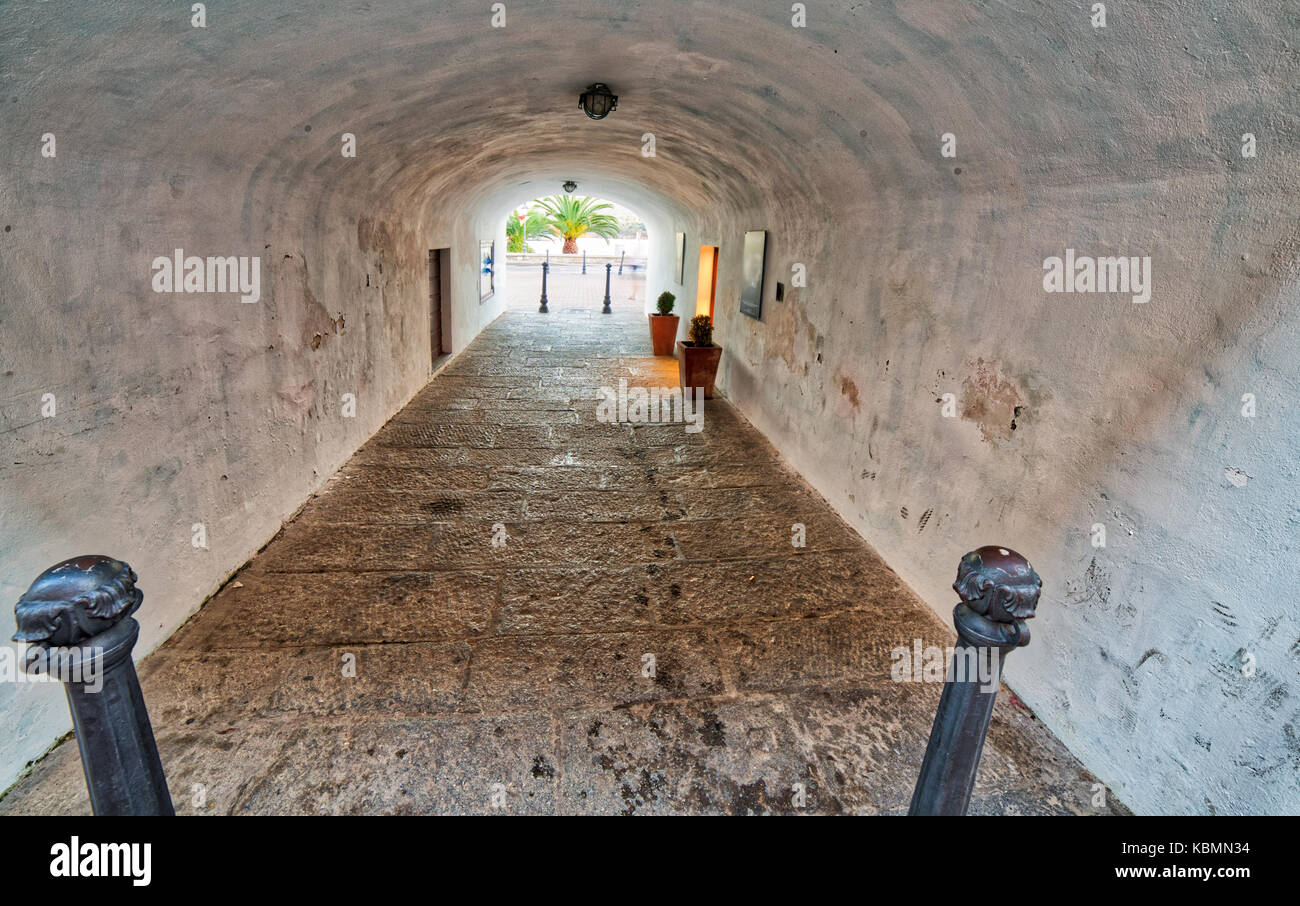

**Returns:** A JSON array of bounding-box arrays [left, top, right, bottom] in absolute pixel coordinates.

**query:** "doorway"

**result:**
[[696, 245, 719, 319], [502, 197, 649, 312], [430, 248, 451, 365]]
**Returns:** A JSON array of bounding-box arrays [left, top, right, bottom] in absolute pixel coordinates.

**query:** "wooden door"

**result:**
[[429, 249, 443, 363]]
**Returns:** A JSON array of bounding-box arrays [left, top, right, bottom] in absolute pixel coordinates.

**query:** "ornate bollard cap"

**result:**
[[13, 556, 142, 646], [952, 546, 1042, 648]]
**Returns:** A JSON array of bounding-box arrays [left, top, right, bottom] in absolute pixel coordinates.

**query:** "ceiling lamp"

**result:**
[[562, 180, 577, 194], [579, 83, 618, 120]]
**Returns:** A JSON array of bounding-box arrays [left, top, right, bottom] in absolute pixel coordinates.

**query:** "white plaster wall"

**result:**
[[710, 141, 1300, 819], [0, 165, 499, 789], [714, 194, 1300, 815], [0, 11, 507, 785], [2, 0, 1297, 813]]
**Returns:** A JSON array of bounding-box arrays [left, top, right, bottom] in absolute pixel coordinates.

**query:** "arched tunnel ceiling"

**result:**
[[7, 1, 1287, 228]]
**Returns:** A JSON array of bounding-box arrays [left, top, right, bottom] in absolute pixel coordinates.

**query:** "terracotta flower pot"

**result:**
[[648, 314, 679, 356], [676, 340, 723, 399]]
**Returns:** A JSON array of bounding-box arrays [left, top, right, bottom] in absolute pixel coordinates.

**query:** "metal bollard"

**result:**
[[602, 262, 613, 314], [582, 250, 586, 275], [538, 259, 550, 313], [13, 556, 174, 816], [908, 546, 1041, 816]]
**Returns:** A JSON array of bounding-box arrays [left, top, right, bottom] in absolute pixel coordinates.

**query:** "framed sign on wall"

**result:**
[[674, 232, 686, 284], [740, 230, 767, 319], [479, 240, 495, 300]]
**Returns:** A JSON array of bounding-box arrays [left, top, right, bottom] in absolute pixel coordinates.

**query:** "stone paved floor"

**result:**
[[0, 282, 1126, 815]]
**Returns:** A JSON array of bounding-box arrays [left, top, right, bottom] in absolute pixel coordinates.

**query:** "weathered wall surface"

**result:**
[[707, 3, 1300, 816], [0, 6, 510, 787], [1, 1, 1296, 812], [0, 143, 506, 786]]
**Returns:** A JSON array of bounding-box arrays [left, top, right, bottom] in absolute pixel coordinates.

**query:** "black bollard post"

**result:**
[[602, 262, 613, 314], [13, 556, 174, 815], [582, 250, 586, 275], [618, 250, 625, 275], [538, 259, 549, 313], [908, 546, 1041, 816]]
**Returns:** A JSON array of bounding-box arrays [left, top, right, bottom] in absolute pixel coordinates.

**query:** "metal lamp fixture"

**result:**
[[562, 180, 578, 194], [579, 83, 618, 120]]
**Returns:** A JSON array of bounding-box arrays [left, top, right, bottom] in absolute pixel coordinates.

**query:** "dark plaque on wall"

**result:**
[[740, 230, 766, 319]]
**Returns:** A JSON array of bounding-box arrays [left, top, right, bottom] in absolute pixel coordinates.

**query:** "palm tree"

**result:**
[[506, 206, 549, 253], [536, 195, 620, 254]]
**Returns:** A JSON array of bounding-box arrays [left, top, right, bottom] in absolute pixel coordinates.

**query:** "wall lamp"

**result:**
[[579, 83, 618, 120]]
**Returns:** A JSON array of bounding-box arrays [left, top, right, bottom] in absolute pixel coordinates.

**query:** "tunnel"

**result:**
[[1, 1, 1297, 816]]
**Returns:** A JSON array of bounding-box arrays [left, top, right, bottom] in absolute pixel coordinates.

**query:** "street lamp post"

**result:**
[[539, 259, 550, 313]]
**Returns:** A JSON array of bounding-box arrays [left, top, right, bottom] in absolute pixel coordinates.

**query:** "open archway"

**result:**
[[500, 193, 650, 314]]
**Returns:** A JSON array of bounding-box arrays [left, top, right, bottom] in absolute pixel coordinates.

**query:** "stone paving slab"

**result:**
[[463, 629, 727, 712], [647, 462, 792, 489], [252, 520, 677, 572], [716, 613, 915, 692], [0, 291, 1126, 815], [496, 567, 656, 635], [669, 514, 863, 558], [346, 446, 569, 468], [328, 464, 492, 492], [556, 699, 825, 815], [521, 489, 683, 522], [486, 465, 653, 493], [648, 551, 919, 626], [135, 642, 472, 724], [297, 489, 526, 525], [167, 570, 497, 648], [228, 715, 559, 815]]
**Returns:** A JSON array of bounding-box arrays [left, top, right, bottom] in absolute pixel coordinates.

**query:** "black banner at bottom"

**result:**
[[0, 815, 1282, 893]]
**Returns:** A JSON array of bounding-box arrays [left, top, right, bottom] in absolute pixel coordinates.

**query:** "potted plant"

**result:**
[[649, 291, 680, 356], [676, 314, 722, 399]]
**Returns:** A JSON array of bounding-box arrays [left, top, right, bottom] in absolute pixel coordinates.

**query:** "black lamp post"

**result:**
[[539, 258, 549, 313], [579, 83, 618, 120]]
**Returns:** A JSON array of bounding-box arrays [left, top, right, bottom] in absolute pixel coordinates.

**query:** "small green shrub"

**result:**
[[689, 315, 714, 347], [655, 291, 676, 315]]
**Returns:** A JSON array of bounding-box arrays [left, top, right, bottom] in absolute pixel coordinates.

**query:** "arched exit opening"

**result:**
[[502, 194, 649, 313]]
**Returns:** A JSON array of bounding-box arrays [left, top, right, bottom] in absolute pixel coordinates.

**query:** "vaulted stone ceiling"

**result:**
[[10, 2, 1287, 222]]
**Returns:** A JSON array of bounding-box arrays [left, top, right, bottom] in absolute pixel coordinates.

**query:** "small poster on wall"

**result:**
[[674, 232, 686, 284], [740, 230, 766, 319], [480, 240, 495, 300]]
